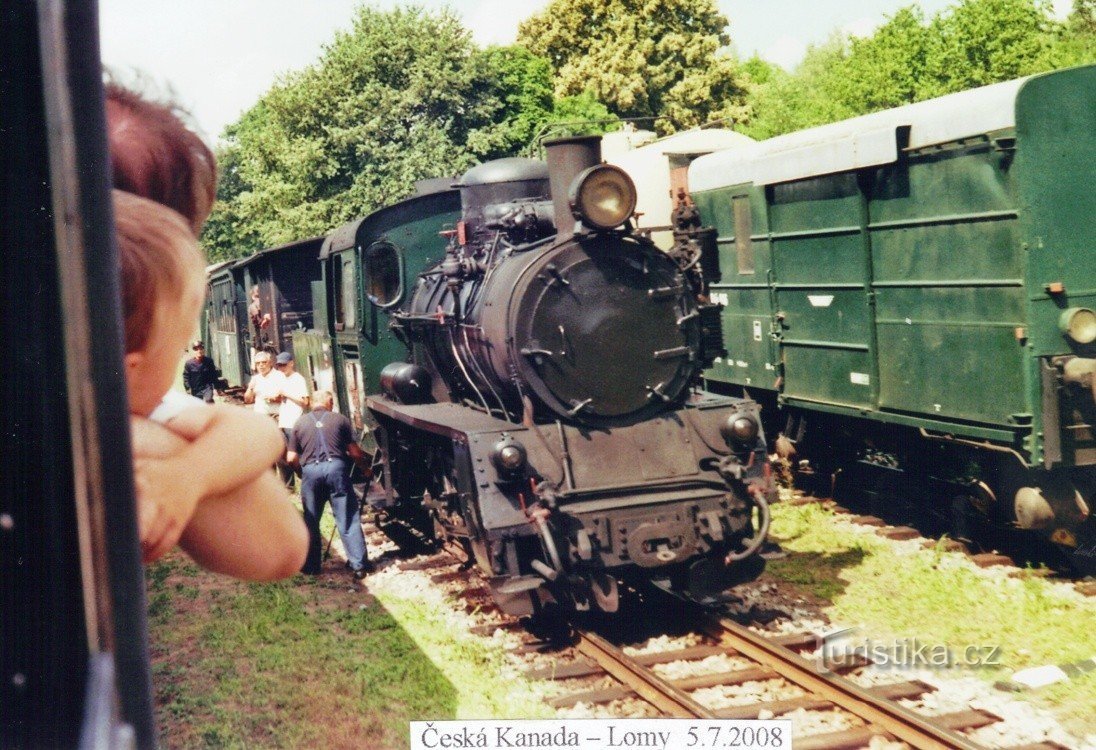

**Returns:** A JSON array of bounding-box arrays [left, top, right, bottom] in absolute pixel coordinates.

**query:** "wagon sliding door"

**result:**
[[772, 173, 877, 409], [868, 137, 1025, 427]]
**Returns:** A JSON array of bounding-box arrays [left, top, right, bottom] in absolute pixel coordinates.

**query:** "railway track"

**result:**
[[388, 552, 1071, 750], [532, 618, 1069, 750]]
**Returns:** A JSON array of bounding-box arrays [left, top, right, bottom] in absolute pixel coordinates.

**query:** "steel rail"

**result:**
[[709, 617, 987, 750], [575, 631, 717, 719]]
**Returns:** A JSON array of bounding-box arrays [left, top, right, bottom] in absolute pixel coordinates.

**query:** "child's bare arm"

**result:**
[[132, 405, 282, 561], [131, 412, 307, 577], [178, 471, 308, 580], [161, 404, 283, 495]]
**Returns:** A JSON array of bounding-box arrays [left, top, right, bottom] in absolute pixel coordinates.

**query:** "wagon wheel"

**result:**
[[1054, 515, 1096, 577]]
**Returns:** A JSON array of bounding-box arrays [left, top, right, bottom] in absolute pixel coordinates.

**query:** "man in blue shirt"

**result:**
[[286, 390, 372, 578]]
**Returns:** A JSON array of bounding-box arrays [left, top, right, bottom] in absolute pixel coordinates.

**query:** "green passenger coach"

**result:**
[[687, 65, 1095, 567]]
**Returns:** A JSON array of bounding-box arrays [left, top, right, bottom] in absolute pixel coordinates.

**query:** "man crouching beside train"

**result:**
[[286, 390, 374, 578], [116, 190, 308, 580]]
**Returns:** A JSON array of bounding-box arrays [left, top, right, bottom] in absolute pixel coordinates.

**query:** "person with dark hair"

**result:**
[[183, 340, 218, 403], [104, 80, 218, 234]]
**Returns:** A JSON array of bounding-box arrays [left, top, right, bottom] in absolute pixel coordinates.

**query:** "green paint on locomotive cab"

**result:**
[[313, 189, 461, 452]]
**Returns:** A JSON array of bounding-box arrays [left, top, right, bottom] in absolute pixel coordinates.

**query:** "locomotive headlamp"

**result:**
[[569, 165, 637, 230], [491, 437, 528, 478], [1060, 307, 1096, 345], [720, 414, 759, 447]]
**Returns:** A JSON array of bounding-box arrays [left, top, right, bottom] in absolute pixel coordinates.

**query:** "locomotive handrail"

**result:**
[[558, 478, 730, 502]]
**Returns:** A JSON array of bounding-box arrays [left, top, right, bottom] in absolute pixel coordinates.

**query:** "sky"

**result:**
[[98, 0, 1073, 143]]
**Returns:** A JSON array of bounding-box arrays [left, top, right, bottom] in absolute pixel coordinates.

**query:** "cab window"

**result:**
[[364, 241, 403, 308]]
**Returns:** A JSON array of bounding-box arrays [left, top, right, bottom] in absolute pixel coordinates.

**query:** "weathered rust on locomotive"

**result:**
[[366, 136, 774, 614]]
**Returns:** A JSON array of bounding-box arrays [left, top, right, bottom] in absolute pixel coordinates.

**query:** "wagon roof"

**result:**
[[233, 235, 325, 267], [690, 75, 1029, 191], [320, 182, 458, 260], [204, 259, 235, 275]]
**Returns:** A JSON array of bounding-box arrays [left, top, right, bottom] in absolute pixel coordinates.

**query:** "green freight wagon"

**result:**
[[688, 65, 1095, 568]]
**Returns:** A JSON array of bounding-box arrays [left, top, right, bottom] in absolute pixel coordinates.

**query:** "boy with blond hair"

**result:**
[[115, 189, 307, 579]]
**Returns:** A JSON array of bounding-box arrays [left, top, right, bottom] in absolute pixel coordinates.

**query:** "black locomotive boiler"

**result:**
[[367, 137, 775, 615]]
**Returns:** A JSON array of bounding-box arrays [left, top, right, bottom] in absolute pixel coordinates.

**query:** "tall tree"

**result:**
[[202, 6, 505, 255], [838, 7, 932, 110], [465, 45, 555, 159], [740, 37, 855, 140], [741, 0, 1089, 140], [1045, 0, 1096, 68], [919, 0, 1056, 97], [517, 0, 749, 132]]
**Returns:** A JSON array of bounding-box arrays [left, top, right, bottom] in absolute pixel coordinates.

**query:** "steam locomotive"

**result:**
[[351, 137, 775, 614]]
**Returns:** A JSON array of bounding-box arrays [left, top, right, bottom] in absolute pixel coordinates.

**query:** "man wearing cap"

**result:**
[[274, 351, 310, 488], [286, 390, 373, 578], [183, 340, 219, 403]]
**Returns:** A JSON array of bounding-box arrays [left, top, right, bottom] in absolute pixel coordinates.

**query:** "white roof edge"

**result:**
[[690, 76, 1028, 193]]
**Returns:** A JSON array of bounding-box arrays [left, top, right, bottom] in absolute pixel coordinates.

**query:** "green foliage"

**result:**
[[741, 36, 856, 140], [465, 45, 555, 160], [536, 92, 620, 142], [839, 6, 932, 110], [517, 0, 749, 133], [200, 143, 263, 262], [201, 6, 622, 258], [1045, 0, 1096, 68], [920, 0, 1057, 97], [202, 6, 507, 257], [742, 0, 1095, 140]]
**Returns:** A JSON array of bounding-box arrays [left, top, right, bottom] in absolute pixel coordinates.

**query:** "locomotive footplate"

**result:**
[[367, 394, 772, 610]]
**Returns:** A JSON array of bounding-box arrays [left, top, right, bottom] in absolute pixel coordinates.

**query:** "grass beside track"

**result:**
[[764, 502, 1096, 736], [147, 529, 549, 748], [146, 495, 1093, 745]]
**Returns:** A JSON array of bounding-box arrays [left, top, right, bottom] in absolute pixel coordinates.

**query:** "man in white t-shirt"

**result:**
[[244, 351, 286, 418], [274, 351, 310, 488]]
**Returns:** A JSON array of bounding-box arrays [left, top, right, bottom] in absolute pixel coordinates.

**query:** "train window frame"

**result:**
[[732, 194, 755, 275], [363, 240, 404, 309], [333, 252, 357, 332]]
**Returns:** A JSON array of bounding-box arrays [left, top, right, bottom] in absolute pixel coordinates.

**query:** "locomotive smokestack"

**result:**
[[544, 135, 602, 238]]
